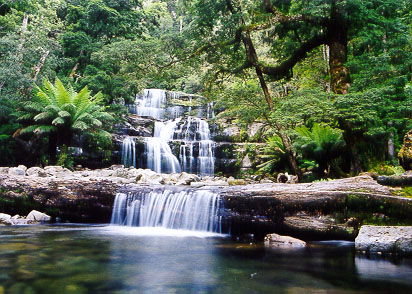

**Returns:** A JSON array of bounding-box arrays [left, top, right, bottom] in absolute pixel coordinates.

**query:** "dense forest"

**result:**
[[1, 0, 412, 181]]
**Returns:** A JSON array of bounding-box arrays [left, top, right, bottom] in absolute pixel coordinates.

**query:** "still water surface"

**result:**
[[0, 224, 411, 294]]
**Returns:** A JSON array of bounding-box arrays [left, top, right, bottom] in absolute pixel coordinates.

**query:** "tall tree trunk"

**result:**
[[328, 3, 351, 94], [33, 50, 50, 82]]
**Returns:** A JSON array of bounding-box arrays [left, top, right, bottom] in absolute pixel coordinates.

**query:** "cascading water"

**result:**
[[110, 189, 223, 233], [121, 137, 136, 168], [130, 89, 166, 120], [121, 89, 216, 176], [176, 117, 215, 176]]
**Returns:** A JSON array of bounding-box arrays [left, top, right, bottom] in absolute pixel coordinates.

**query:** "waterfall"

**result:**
[[121, 137, 136, 168], [124, 89, 216, 176], [131, 89, 166, 120], [110, 189, 223, 233], [146, 120, 181, 174], [176, 117, 215, 177]]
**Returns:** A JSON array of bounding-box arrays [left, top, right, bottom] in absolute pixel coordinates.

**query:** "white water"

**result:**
[[122, 89, 215, 176], [121, 137, 136, 168], [131, 89, 166, 120], [176, 117, 215, 176], [110, 189, 223, 233]]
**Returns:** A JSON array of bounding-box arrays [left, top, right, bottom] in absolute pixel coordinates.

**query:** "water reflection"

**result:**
[[0, 225, 411, 294]]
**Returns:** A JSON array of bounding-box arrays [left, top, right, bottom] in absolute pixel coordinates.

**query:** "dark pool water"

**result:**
[[0, 224, 411, 294]]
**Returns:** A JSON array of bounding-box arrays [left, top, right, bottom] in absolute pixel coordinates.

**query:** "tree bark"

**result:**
[[327, 2, 351, 94], [33, 50, 50, 82]]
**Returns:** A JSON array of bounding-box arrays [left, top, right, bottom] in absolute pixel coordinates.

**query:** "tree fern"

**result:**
[[18, 77, 113, 163], [296, 123, 346, 177]]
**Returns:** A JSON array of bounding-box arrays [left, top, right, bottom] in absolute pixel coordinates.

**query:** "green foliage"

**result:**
[[17, 77, 113, 163], [257, 135, 287, 174], [56, 145, 74, 169], [295, 123, 346, 177]]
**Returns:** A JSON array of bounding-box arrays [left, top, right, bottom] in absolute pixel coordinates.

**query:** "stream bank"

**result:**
[[1, 166, 412, 241]]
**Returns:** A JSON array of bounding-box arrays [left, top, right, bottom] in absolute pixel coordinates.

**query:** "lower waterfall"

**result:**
[[111, 189, 223, 233]]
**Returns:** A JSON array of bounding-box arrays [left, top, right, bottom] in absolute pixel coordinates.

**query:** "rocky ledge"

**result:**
[[1, 165, 412, 241], [355, 226, 412, 256]]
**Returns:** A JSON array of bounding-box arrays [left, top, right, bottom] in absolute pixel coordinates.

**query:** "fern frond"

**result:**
[[52, 117, 66, 125]]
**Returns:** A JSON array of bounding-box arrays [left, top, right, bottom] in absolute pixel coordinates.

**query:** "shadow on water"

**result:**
[[0, 225, 411, 294]]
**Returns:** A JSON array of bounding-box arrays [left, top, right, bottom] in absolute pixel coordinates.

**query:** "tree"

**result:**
[[296, 123, 346, 177], [16, 77, 113, 162]]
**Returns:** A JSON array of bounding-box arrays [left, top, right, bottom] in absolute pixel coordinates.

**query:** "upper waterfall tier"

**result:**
[[122, 89, 216, 176], [129, 89, 214, 121]]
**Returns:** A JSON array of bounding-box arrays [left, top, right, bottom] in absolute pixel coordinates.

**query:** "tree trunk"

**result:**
[[49, 132, 58, 164], [33, 50, 50, 82], [328, 4, 351, 94]]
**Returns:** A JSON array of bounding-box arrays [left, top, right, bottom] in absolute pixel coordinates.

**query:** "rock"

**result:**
[[191, 180, 229, 187], [398, 129, 412, 170], [264, 233, 306, 248], [8, 167, 26, 176], [108, 164, 124, 170], [17, 165, 27, 172], [26, 210, 51, 222], [137, 173, 165, 185], [395, 237, 412, 255], [175, 172, 200, 185], [44, 166, 64, 175], [355, 225, 412, 255], [0, 167, 9, 174], [0, 213, 11, 221], [11, 214, 21, 219], [283, 215, 354, 240], [26, 167, 47, 177], [227, 178, 246, 186], [277, 173, 288, 183], [260, 179, 274, 183]]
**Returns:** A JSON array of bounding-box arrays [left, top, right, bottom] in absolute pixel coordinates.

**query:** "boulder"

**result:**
[[264, 233, 306, 248], [175, 172, 200, 185], [26, 210, 51, 222], [17, 165, 27, 172], [0, 167, 9, 174], [8, 167, 26, 176], [355, 225, 412, 255], [0, 213, 11, 221]]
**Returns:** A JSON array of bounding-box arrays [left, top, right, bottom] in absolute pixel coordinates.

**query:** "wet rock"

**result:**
[[355, 225, 412, 255], [264, 233, 306, 248], [283, 215, 354, 240], [8, 167, 26, 176], [26, 210, 51, 222]]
